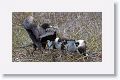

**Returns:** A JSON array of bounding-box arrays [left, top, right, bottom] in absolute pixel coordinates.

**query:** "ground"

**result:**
[[12, 12, 102, 62]]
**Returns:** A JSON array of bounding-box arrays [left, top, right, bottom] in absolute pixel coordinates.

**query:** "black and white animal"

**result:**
[[47, 37, 66, 50], [75, 40, 86, 56], [54, 37, 67, 50], [39, 23, 58, 49], [23, 16, 42, 49], [49, 37, 86, 55], [41, 23, 53, 29], [64, 40, 77, 52], [40, 31, 57, 49], [23, 16, 57, 50]]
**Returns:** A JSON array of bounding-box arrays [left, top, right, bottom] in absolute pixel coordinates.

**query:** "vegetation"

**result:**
[[12, 12, 102, 62]]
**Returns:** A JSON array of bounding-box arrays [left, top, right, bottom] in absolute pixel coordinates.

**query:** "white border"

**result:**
[[0, 0, 114, 74]]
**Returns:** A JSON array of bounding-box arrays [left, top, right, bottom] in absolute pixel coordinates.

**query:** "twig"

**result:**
[[14, 43, 33, 49]]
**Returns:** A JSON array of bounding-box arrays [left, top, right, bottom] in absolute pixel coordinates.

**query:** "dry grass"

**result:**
[[12, 12, 102, 62]]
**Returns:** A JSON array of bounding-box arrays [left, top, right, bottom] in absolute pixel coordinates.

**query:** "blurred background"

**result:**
[[12, 12, 102, 62]]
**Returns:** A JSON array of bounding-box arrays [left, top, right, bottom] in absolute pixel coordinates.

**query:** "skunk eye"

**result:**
[[75, 42, 79, 46]]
